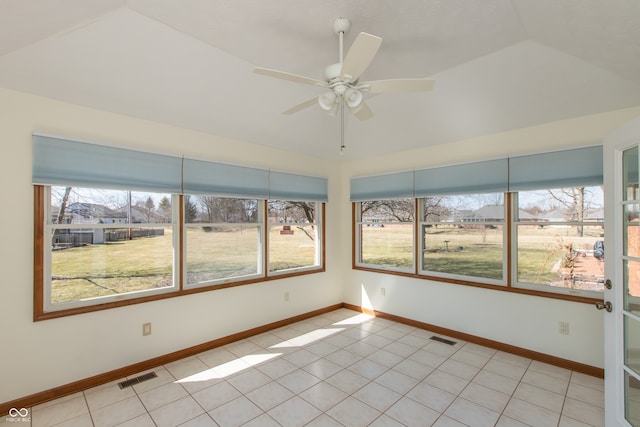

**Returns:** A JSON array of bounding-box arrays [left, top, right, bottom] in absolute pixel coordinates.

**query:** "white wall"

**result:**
[[2, 84, 639, 404], [0, 88, 343, 403], [340, 107, 640, 369]]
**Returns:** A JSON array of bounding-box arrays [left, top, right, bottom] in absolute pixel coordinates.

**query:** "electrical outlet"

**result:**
[[143, 322, 152, 336], [558, 321, 569, 335], [381, 287, 386, 296], [284, 291, 290, 302]]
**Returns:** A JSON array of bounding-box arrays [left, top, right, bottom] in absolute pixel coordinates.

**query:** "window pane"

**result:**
[[360, 223, 414, 268], [625, 203, 640, 257], [625, 315, 640, 378], [625, 371, 640, 426], [51, 226, 174, 303], [48, 186, 176, 307], [516, 186, 604, 293], [420, 193, 504, 282], [185, 196, 261, 285], [51, 186, 173, 225], [517, 224, 605, 291], [625, 260, 640, 316], [186, 225, 260, 284], [362, 200, 414, 223], [269, 225, 318, 271], [624, 145, 639, 202], [268, 200, 316, 224], [184, 196, 259, 224], [423, 194, 504, 223], [268, 201, 321, 273], [422, 224, 503, 280], [358, 199, 414, 270]]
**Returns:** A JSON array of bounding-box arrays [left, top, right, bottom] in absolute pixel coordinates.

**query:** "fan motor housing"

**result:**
[[333, 17, 351, 35], [324, 63, 342, 81]]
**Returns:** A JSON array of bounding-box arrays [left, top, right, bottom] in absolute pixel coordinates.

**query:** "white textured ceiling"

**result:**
[[1, 0, 639, 159]]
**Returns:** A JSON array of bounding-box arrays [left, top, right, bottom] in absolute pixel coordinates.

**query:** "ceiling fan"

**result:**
[[253, 17, 436, 122]]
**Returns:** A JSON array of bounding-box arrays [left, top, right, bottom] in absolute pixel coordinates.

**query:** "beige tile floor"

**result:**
[[3, 308, 605, 426]]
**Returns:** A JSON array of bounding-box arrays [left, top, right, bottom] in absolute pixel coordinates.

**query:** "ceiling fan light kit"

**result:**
[[344, 87, 363, 108], [319, 92, 339, 116], [254, 17, 435, 152]]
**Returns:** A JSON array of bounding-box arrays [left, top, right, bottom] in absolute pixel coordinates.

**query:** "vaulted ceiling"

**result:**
[[1, 0, 639, 159]]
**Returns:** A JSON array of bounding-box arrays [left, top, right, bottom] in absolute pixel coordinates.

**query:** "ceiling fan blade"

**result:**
[[364, 78, 436, 93], [350, 101, 373, 121], [254, 67, 328, 87], [340, 32, 382, 83], [282, 97, 318, 115]]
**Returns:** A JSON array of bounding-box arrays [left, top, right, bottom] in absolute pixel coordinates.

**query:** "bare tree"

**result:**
[[158, 196, 171, 222], [197, 196, 260, 223], [198, 195, 219, 223], [268, 201, 317, 240], [286, 201, 315, 223], [135, 196, 155, 223], [52, 186, 73, 246], [361, 199, 414, 222], [184, 195, 198, 223], [241, 199, 259, 222], [422, 196, 449, 222], [287, 201, 316, 240], [547, 187, 586, 236], [55, 186, 73, 225]]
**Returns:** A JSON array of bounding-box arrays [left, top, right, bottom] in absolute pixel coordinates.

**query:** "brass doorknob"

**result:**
[[595, 301, 612, 312]]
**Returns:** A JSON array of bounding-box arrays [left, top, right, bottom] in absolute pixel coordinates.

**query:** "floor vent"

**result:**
[[430, 336, 457, 346], [118, 372, 157, 389]]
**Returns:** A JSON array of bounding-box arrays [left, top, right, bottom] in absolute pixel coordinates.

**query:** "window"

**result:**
[[36, 187, 326, 318], [185, 196, 263, 287], [45, 186, 179, 311], [623, 146, 640, 315], [419, 193, 505, 284], [33, 134, 328, 319], [514, 186, 605, 295], [350, 146, 604, 302], [355, 199, 415, 271], [268, 201, 322, 273]]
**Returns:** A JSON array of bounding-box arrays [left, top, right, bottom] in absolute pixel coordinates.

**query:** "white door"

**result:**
[[604, 116, 640, 426]]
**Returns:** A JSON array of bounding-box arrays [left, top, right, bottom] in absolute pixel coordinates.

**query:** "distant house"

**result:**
[[50, 202, 164, 246], [462, 205, 547, 223], [51, 202, 164, 224], [538, 207, 604, 222], [538, 209, 566, 222], [465, 205, 504, 223], [51, 202, 127, 225], [584, 207, 604, 222]]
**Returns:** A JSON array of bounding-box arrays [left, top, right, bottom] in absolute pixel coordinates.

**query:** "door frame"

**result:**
[[604, 116, 640, 426]]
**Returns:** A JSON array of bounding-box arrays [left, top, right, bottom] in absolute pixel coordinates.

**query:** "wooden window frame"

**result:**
[[352, 193, 602, 305], [34, 186, 326, 321], [353, 198, 416, 274]]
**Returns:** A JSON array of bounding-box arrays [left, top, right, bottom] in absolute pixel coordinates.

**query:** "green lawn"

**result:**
[[51, 225, 318, 303], [51, 222, 603, 303], [186, 226, 260, 283], [51, 228, 174, 303], [360, 224, 604, 287]]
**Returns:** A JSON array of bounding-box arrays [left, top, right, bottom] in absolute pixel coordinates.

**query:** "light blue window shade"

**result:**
[[509, 146, 603, 191], [269, 171, 328, 202], [350, 171, 414, 201], [32, 134, 182, 193], [414, 159, 508, 196], [183, 158, 270, 199]]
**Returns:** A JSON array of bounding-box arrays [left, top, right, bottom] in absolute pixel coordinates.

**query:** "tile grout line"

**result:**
[[36, 311, 604, 427], [436, 342, 507, 426], [494, 358, 533, 427]]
